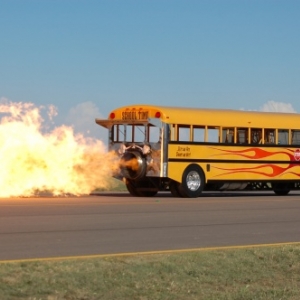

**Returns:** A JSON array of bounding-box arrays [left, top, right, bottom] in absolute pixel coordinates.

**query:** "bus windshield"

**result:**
[[112, 124, 160, 143]]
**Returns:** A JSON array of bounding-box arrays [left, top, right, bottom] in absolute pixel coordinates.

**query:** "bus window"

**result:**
[[208, 126, 219, 143], [278, 129, 289, 145], [251, 129, 262, 144], [222, 128, 234, 143], [113, 124, 160, 143], [237, 128, 249, 144], [125, 125, 133, 142], [113, 124, 125, 142], [193, 126, 205, 142], [116, 125, 140, 143], [264, 129, 275, 144], [149, 125, 160, 143], [134, 125, 146, 142], [178, 125, 190, 141], [292, 130, 300, 145]]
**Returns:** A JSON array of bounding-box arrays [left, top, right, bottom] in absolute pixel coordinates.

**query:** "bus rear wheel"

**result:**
[[177, 164, 205, 198], [272, 182, 291, 196]]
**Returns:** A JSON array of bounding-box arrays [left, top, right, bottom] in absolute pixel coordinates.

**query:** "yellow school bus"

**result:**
[[96, 104, 300, 197]]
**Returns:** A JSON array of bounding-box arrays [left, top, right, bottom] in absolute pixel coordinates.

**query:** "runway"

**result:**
[[0, 192, 300, 261]]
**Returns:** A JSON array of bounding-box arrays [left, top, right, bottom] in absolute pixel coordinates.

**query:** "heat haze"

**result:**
[[0, 100, 118, 197]]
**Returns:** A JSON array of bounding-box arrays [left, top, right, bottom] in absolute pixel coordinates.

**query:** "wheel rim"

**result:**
[[186, 171, 201, 191]]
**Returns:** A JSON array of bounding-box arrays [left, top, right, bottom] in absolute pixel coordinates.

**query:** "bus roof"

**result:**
[[100, 104, 300, 129]]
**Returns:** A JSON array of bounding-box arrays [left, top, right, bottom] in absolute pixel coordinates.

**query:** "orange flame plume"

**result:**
[[0, 100, 118, 197]]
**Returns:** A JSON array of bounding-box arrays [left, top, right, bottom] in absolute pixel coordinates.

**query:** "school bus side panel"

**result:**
[[168, 144, 300, 182]]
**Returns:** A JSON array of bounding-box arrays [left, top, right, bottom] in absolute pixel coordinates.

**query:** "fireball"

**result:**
[[0, 100, 117, 197]]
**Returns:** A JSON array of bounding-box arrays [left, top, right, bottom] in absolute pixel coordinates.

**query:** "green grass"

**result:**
[[1, 245, 300, 299], [93, 177, 127, 192]]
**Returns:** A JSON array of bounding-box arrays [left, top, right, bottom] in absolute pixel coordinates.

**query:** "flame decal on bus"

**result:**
[[208, 147, 296, 160], [208, 147, 300, 178]]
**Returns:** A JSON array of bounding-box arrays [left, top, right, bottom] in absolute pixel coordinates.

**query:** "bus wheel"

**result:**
[[178, 165, 205, 198], [125, 179, 158, 197], [272, 183, 291, 196], [169, 180, 182, 197], [125, 179, 141, 196]]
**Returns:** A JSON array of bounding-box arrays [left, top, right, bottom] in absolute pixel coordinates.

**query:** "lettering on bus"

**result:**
[[176, 146, 191, 158], [122, 111, 149, 121]]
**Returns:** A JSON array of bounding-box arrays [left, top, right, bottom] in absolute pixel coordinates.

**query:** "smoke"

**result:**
[[65, 101, 108, 143]]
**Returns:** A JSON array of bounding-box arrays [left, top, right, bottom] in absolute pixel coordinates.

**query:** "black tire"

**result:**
[[169, 180, 182, 197], [125, 179, 141, 196], [177, 164, 205, 198], [125, 179, 158, 197], [272, 182, 291, 196]]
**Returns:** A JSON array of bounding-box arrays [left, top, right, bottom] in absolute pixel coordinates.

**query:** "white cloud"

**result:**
[[65, 101, 108, 143], [259, 101, 297, 113]]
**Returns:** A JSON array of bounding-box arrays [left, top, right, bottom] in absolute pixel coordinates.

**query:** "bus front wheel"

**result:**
[[125, 179, 141, 196], [178, 165, 205, 198], [125, 179, 158, 197]]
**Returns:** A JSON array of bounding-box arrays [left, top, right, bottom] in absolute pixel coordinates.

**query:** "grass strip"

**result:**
[[93, 177, 127, 192], [0, 245, 300, 300]]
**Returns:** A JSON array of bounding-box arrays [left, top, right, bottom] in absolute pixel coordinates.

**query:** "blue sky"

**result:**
[[1, 0, 300, 138]]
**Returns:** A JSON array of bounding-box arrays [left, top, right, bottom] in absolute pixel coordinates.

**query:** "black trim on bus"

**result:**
[[168, 158, 300, 164], [168, 141, 300, 148]]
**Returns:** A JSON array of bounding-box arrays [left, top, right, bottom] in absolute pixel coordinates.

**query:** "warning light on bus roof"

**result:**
[[110, 112, 115, 119], [155, 112, 161, 118]]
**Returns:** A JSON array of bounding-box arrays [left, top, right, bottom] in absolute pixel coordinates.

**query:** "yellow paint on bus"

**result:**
[[96, 104, 300, 197]]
